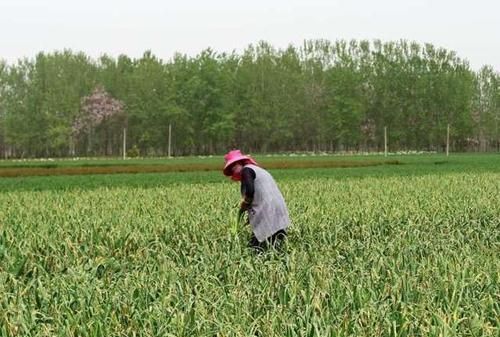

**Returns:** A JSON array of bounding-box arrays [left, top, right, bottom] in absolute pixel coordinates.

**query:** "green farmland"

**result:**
[[0, 154, 499, 336]]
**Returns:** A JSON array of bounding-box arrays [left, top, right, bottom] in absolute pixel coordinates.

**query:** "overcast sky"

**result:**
[[0, 0, 498, 71]]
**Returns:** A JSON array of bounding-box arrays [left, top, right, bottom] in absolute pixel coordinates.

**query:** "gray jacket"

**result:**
[[245, 164, 290, 242]]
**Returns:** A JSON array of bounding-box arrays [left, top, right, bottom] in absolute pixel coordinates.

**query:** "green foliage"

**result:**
[[126, 145, 140, 158], [0, 164, 498, 336], [0, 41, 499, 158]]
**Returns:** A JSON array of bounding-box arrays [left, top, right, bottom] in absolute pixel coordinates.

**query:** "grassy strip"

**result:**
[[0, 159, 400, 177], [1, 155, 498, 193], [0, 155, 396, 168]]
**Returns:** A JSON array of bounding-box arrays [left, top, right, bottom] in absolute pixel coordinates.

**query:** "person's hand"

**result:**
[[240, 198, 251, 211]]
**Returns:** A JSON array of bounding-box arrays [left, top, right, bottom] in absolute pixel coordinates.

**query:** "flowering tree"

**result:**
[[73, 85, 125, 154]]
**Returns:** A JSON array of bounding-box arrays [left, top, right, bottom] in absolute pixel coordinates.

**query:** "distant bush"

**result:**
[[127, 145, 140, 158]]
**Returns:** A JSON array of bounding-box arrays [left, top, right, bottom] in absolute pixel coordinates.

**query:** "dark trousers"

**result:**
[[248, 229, 287, 251]]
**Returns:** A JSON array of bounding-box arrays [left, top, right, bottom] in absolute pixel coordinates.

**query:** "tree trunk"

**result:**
[[87, 127, 92, 155]]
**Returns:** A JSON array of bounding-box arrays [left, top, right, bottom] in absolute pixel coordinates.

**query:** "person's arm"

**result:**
[[240, 167, 256, 211]]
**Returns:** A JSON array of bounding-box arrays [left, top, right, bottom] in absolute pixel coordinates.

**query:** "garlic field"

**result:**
[[0, 170, 499, 336]]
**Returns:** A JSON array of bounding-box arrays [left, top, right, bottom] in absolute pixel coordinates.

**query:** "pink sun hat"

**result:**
[[223, 149, 258, 176]]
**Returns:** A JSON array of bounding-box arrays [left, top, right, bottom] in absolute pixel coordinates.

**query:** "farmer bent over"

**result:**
[[223, 149, 290, 250]]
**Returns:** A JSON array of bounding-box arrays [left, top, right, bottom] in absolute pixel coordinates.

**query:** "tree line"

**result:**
[[0, 39, 498, 158]]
